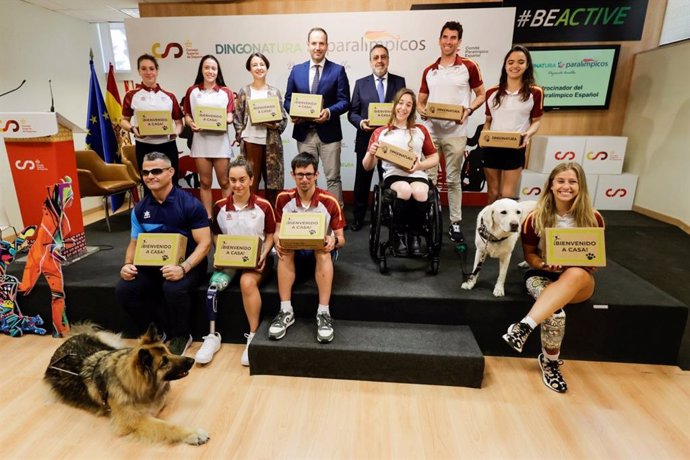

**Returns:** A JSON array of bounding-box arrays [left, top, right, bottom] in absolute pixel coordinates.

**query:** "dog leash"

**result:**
[[460, 223, 510, 281]]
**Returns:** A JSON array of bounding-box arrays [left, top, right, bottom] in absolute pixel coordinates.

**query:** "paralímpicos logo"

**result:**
[[605, 188, 627, 197], [554, 151, 576, 161]]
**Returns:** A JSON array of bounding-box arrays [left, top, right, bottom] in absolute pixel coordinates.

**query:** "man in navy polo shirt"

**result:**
[[116, 152, 211, 355]]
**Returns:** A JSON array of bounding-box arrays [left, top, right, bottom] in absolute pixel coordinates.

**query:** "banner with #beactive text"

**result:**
[[125, 8, 515, 192]]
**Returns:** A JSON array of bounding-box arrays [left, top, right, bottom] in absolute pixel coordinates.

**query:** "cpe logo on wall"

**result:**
[[1, 119, 20, 133], [14, 159, 47, 171], [605, 188, 627, 197], [554, 151, 576, 161], [587, 151, 609, 160], [522, 186, 542, 196], [151, 42, 184, 59]]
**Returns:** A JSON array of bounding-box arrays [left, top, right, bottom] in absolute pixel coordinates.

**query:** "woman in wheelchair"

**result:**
[[363, 88, 438, 256]]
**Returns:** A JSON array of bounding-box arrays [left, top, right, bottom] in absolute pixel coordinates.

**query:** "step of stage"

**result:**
[[248, 319, 484, 388]]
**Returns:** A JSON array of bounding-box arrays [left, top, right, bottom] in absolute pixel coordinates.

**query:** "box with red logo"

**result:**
[[582, 136, 627, 174], [594, 173, 638, 210], [518, 170, 547, 202], [527, 136, 586, 173]]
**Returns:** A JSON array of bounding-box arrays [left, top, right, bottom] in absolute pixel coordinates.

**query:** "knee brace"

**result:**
[[541, 309, 566, 354], [526, 276, 552, 300], [206, 270, 234, 321]]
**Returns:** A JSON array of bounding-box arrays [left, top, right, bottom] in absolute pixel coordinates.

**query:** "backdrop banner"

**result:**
[[125, 8, 515, 191]]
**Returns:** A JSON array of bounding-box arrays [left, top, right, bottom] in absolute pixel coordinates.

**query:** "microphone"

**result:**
[[0, 80, 26, 98], [49, 80, 55, 112]]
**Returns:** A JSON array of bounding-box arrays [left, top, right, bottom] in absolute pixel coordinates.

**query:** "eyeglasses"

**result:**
[[141, 168, 169, 177], [294, 172, 316, 179]]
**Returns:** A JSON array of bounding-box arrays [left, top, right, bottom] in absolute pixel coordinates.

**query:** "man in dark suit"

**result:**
[[347, 45, 406, 231], [284, 27, 350, 208]]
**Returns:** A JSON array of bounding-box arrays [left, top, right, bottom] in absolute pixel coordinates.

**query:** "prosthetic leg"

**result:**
[[195, 269, 234, 364]]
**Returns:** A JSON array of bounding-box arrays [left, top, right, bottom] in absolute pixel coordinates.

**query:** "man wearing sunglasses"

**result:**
[[271, 152, 346, 343], [116, 152, 211, 356]]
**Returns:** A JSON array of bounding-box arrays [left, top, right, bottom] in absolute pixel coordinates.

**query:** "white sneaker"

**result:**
[[195, 332, 221, 364], [241, 333, 254, 367]]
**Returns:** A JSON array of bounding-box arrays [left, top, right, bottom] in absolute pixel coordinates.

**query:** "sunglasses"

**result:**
[[141, 168, 169, 177]]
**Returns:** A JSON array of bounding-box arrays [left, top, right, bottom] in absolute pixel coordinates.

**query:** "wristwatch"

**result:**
[[466, 107, 474, 115]]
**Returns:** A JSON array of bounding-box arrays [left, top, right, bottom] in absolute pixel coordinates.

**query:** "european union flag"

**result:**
[[86, 58, 123, 212]]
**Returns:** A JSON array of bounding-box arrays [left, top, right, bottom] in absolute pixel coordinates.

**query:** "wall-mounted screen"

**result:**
[[530, 45, 620, 111]]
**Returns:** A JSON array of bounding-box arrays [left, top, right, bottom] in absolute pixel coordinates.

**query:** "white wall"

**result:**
[[0, 0, 104, 229], [622, 40, 690, 228]]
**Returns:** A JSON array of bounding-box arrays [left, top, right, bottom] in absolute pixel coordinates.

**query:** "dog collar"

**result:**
[[478, 222, 510, 243]]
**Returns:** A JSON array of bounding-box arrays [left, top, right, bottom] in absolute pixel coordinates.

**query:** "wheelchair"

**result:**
[[368, 181, 442, 274]]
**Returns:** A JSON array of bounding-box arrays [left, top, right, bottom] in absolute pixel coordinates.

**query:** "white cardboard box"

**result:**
[[528, 136, 586, 173], [594, 173, 638, 210], [518, 170, 547, 202], [585, 173, 599, 198], [582, 136, 627, 174]]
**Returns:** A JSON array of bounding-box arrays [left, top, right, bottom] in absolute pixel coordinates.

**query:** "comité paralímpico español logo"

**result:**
[[521, 186, 542, 196], [1, 119, 20, 133], [151, 42, 184, 59], [605, 188, 627, 198], [586, 151, 609, 160]]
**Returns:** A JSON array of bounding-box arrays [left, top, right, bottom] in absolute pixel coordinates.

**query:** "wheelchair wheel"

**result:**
[[427, 186, 443, 275], [369, 185, 382, 261]]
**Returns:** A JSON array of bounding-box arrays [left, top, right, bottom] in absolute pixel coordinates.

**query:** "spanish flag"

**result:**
[[105, 63, 122, 126]]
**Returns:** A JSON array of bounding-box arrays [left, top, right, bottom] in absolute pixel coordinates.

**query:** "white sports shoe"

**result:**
[[195, 332, 221, 364], [241, 333, 254, 367]]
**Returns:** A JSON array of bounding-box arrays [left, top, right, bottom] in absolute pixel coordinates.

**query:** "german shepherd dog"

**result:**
[[44, 324, 209, 445]]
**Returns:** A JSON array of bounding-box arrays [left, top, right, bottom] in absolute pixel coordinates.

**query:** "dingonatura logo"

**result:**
[[587, 151, 609, 160], [1, 119, 20, 133], [554, 151, 576, 160], [522, 186, 542, 196], [605, 188, 627, 197], [151, 42, 183, 59]]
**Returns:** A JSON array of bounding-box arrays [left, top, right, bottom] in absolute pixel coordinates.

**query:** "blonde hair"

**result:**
[[533, 162, 598, 236]]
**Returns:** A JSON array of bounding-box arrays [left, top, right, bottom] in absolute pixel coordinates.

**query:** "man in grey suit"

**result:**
[[347, 45, 406, 231]]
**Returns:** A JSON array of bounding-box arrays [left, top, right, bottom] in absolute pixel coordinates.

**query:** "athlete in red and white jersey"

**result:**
[[270, 153, 346, 344], [482, 45, 544, 204], [364, 88, 438, 256], [417, 21, 486, 245], [121, 54, 183, 174], [196, 157, 275, 366], [184, 55, 235, 219]]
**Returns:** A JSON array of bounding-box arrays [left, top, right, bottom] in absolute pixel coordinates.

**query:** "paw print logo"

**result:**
[[309, 229, 316, 235], [271, 111, 277, 117], [216, 122, 222, 127], [242, 256, 249, 262], [162, 254, 169, 261], [586, 253, 596, 260]]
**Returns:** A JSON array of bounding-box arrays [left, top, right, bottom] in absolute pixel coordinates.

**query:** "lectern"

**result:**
[[0, 112, 87, 260]]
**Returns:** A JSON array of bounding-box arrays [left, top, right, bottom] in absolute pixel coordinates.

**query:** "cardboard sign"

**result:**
[[193, 106, 227, 131], [214, 235, 262, 268], [479, 130, 522, 149], [279, 213, 326, 250], [544, 227, 606, 267], [137, 110, 173, 136], [134, 233, 187, 266], [248, 97, 283, 124], [289, 93, 323, 119], [375, 141, 417, 171], [426, 102, 464, 121], [368, 103, 393, 127]]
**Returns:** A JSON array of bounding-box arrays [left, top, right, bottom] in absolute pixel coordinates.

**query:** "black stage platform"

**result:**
[[8, 207, 689, 369]]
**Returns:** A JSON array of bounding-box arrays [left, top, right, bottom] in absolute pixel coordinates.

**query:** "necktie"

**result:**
[[377, 77, 385, 103], [311, 64, 320, 94]]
